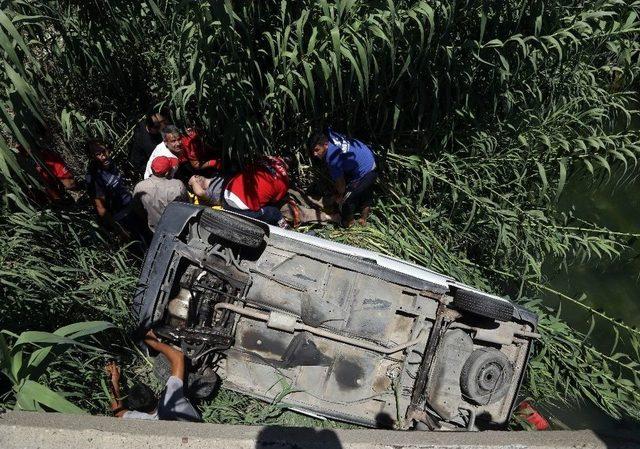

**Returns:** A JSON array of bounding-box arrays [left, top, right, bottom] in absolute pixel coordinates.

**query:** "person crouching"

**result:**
[[221, 156, 290, 228], [307, 128, 377, 227], [133, 156, 189, 233]]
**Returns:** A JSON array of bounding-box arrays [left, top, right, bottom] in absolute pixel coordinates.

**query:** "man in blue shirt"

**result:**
[[308, 128, 377, 227]]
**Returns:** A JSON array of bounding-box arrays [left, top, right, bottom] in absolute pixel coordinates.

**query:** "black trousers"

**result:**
[[340, 170, 377, 225]]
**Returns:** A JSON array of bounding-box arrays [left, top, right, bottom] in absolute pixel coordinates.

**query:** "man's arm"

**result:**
[[187, 141, 221, 170], [93, 197, 131, 240], [60, 177, 77, 190], [143, 329, 185, 380], [94, 197, 116, 228], [189, 157, 222, 171], [105, 361, 128, 417], [188, 158, 205, 170], [188, 176, 209, 199]]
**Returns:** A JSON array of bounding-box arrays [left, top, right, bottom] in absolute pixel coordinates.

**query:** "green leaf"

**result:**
[[11, 350, 23, 381], [479, 10, 487, 43], [307, 26, 318, 54], [16, 379, 86, 414], [14, 331, 97, 351], [536, 162, 548, 194], [0, 334, 16, 384], [555, 159, 567, 202], [594, 155, 611, 178], [54, 321, 114, 339]]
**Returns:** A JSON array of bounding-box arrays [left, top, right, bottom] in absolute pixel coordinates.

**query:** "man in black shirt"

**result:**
[[86, 140, 149, 246], [129, 112, 169, 175]]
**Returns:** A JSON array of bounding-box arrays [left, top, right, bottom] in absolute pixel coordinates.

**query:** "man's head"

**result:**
[[126, 382, 157, 414], [86, 140, 111, 169], [151, 156, 178, 178], [264, 156, 290, 179], [307, 131, 329, 160], [145, 112, 169, 135], [188, 174, 211, 191], [161, 125, 183, 156]]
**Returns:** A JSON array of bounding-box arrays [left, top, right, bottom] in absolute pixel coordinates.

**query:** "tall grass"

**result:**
[[1, 0, 639, 424], [0, 208, 138, 333]]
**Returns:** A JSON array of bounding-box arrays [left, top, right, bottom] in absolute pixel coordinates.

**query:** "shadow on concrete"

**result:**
[[374, 412, 394, 429], [256, 426, 343, 449], [592, 430, 640, 449]]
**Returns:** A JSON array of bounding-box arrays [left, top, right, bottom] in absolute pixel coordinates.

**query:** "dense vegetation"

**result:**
[[1, 0, 639, 427]]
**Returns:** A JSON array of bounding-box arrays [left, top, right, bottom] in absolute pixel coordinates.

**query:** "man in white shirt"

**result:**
[[143, 125, 184, 179]]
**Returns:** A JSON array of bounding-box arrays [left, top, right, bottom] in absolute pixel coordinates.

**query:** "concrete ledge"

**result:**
[[1, 411, 639, 449]]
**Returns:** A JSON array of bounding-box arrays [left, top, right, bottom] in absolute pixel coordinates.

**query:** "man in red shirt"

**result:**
[[181, 127, 222, 174], [222, 156, 290, 227], [17, 144, 77, 202]]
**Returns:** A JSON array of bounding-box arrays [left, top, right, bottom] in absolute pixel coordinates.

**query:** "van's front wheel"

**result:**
[[452, 289, 514, 321], [199, 210, 266, 248]]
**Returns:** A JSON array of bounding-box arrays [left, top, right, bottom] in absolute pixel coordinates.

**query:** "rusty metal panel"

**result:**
[[226, 316, 403, 427]]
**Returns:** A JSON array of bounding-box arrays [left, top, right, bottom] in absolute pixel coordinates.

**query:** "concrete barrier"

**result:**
[[1, 411, 639, 449]]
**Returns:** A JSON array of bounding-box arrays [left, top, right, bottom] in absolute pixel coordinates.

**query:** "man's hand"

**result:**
[[145, 328, 158, 341], [204, 159, 221, 170], [106, 360, 127, 417], [188, 175, 202, 189]]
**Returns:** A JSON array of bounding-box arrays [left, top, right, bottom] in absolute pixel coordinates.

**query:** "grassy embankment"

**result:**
[[1, 0, 640, 427]]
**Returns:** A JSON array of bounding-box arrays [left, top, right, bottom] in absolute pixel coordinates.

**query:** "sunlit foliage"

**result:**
[[1, 0, 639, 423]]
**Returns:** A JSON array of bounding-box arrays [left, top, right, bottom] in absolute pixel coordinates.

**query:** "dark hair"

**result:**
[[306, 131, 328, 155], [144, 114, 157, 129], [85, 140, 107, 174], [145, 110, 169, 129], [161, 125, 181, 140], [127, 383, 157, 413], [85, 139, 108, 156]]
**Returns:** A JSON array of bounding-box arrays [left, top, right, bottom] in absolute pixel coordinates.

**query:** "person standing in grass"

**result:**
[[86, 140, 146, 243], [17, 143, 78, 203], [133, 156, 189, 232], [106, 329, 202, 422], [129, 111, 169, 176], [307, 128, 377, 227], [143, 125, 186, 180]]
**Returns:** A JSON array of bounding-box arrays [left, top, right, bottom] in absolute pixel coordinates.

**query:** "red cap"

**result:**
[[151, 156, 178, 176]]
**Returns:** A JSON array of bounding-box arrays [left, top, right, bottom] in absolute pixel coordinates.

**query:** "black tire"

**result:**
[[460, 348, 514, 406], [453, 289, 514, 322], [200, 210, 265, 249]]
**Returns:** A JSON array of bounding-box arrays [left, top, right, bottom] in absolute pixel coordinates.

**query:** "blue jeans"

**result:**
[[223, 202, 283, 226]]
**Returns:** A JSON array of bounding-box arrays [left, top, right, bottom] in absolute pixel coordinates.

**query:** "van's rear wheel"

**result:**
[[452, 289, 513, 322], [199, 210, 265, 248]]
